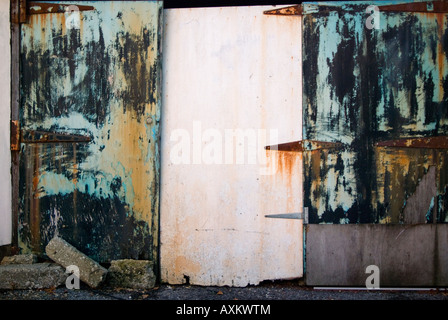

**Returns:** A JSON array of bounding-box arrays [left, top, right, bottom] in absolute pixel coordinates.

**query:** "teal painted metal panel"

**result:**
[[19, 1, 163, 263], [302, 2, 448, 224]]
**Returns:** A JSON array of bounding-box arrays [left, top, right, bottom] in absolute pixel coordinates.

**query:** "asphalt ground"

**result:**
[[1, 280, 448, 301], [1, 280, 447, 318]]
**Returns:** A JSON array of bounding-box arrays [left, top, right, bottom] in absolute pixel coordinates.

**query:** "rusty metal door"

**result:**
[[17, 1, 163, 263], [301, 1, 448, 286]]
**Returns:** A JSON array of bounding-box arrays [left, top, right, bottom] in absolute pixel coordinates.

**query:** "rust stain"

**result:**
[[110, 110, 152, 222], [278, 151, 301, 212], [275, 151, 296, 175], [374, 146, 448, 223], [264, 150, 301, 210], [174, 256, 201, 278], [10, 120, 20, 151]]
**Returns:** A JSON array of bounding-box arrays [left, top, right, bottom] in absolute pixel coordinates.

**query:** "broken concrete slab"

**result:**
[[1, 254, 37, 265], [0, 263, 66, 289], [107, 259, 156, 289], [45, 236, 107, 288]]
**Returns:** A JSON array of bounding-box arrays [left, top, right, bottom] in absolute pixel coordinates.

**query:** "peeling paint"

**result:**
[[19, 1, 163, 262], [303, 3, 448, 224]]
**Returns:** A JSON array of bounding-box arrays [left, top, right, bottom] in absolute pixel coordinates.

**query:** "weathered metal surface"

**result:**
[[374, 147, 448, 224], [18, 1, 163, 263], [302, 2, 448, 225], [160, 6, 303, 286]]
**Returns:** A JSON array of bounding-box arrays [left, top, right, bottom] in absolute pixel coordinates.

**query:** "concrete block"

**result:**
[[1, 254, 37, 265], [107, 259, 155, 289], [45, 236, 107, 288], [0, 263, 66, 289]]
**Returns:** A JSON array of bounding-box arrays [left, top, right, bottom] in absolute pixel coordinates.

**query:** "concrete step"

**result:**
[[0, 263, 66, 289]]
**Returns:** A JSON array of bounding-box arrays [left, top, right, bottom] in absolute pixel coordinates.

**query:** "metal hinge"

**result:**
[[28, 2, 95, 15], [11, 0, 27, 24], [265, 140, 344, 152], [264, 5, 302, 16], [263, 1, 448, 16], [265, 207, 309, 224], [10, 120, 20, 151], [10, 122, 91, 149], [21, 129, 91, 144], [11, 0, 95, 24], [377, 1, 448, 13], [375, 136, 448, 149]]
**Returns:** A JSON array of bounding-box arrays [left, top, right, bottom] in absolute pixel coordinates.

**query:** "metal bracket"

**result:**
[[21, 130, 91, 144], [10, 121, 20, 151], [11, 0, 27, 24], [265, 207, 309, 224], [375, 136, 448, 149], [27, 2, 95, 15], [377, 1, 448, 13], [264, 5, 302, 16], [265, 139, 344, 152], [263, 1, 448, 17], [11, 1, 95, 24]]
